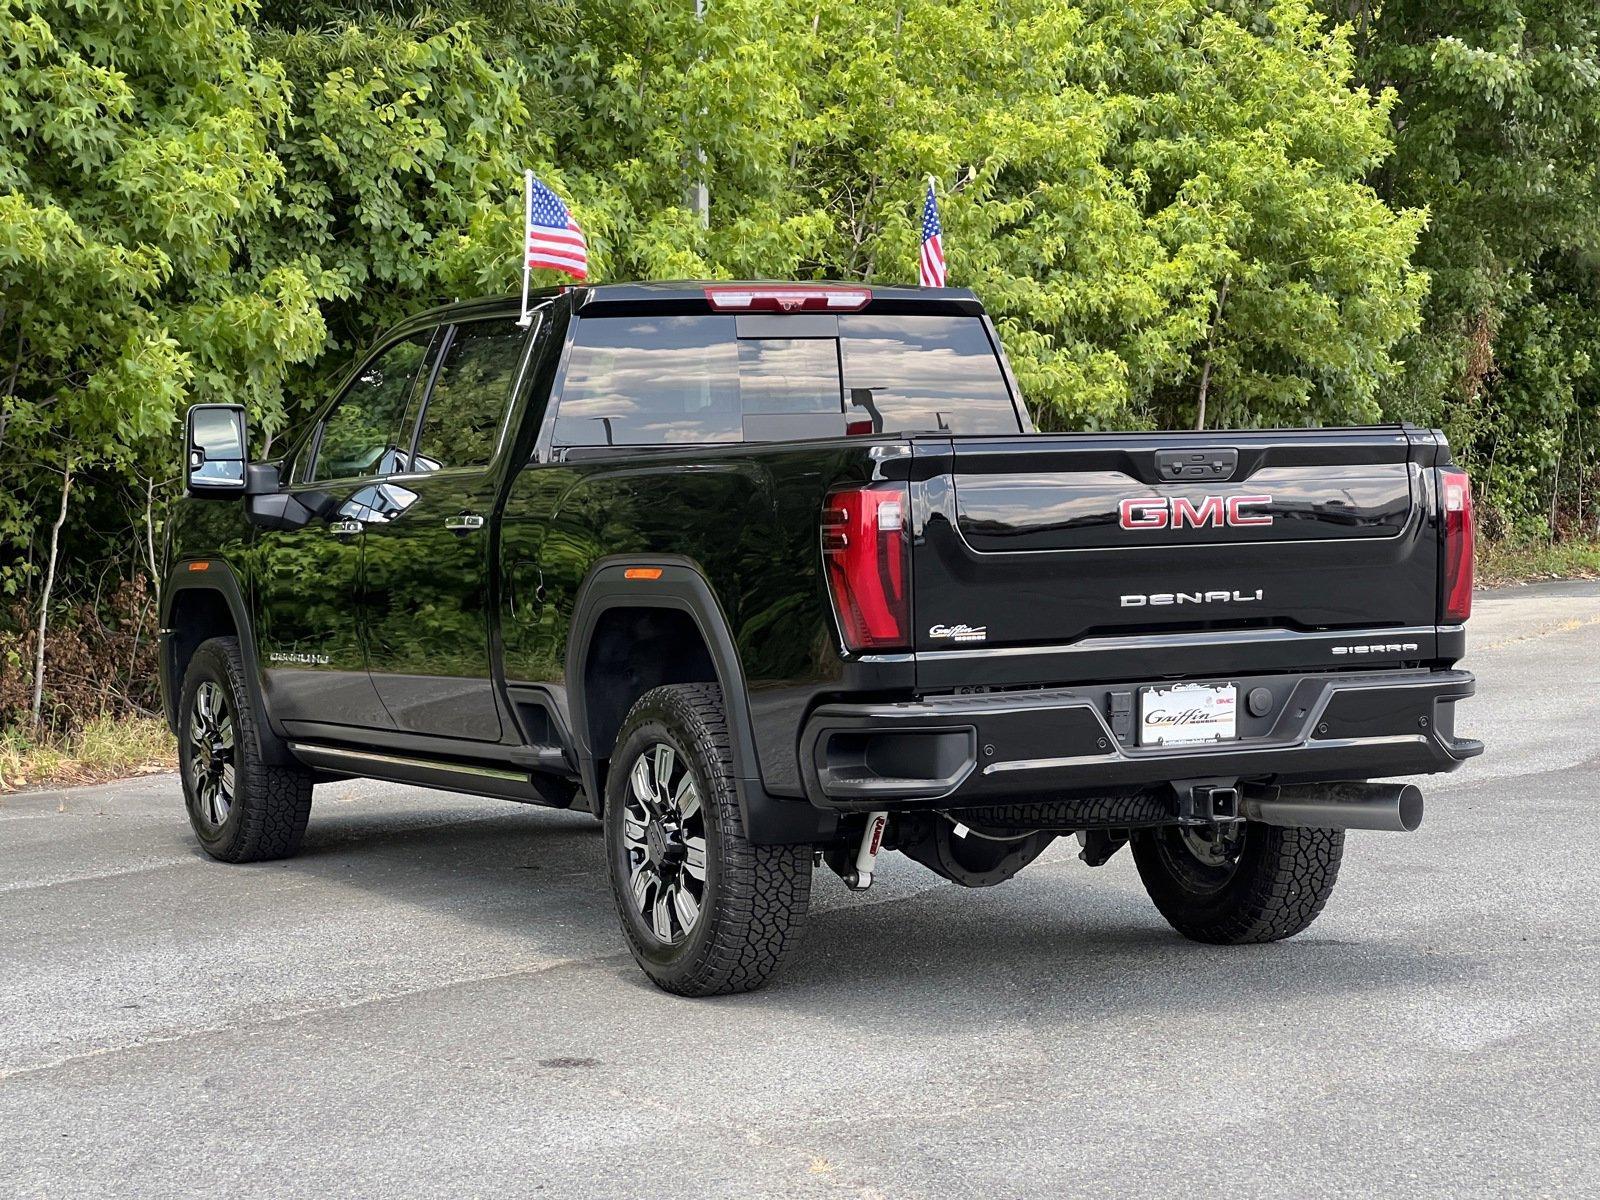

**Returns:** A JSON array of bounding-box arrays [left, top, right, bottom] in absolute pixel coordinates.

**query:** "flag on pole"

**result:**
[[519, 170, 588, 325], [919, 177, 947, 288], [525, 173, 588, 278]]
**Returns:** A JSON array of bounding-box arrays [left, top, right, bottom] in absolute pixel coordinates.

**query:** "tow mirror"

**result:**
[[185, 404, 249, 497]]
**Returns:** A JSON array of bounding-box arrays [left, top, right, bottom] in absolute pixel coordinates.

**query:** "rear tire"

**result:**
[[1131, 821, 1343, 944], [604, 683, 812, 996], [178, 636, 314, 863]]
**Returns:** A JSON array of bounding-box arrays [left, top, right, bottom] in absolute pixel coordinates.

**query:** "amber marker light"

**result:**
[[187, 561, 211, 572], [624, 567, 663, 581]]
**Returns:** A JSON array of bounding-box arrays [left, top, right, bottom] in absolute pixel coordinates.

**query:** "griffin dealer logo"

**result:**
[[1119, 494, 1273, 530], [928, 623, 987, 643]]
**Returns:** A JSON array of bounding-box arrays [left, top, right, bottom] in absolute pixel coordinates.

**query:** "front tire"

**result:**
[[604, 683, 812, 996], [178, 636, 314, 863], [1131, 821, 1344, 944]]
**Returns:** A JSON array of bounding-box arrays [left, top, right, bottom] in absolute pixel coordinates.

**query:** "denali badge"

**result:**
[[929, 623, 987, 643], [269, 650, 331, 665], [1121, 589, 1263, 607], [1119, 494, 1273, 530]]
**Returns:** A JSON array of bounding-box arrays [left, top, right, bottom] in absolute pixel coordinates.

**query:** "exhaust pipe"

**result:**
[[1243, 782, 1424, 832]]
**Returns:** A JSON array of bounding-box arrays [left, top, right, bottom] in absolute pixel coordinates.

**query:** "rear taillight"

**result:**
[[1440, 467, 1474, 623], [821, 485, 910, 651]]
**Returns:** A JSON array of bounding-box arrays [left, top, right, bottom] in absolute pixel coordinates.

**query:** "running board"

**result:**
[[288, 742, 565, 805]]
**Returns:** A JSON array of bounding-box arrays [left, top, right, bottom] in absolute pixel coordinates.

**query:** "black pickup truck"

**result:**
[[162, 281, 1481, 995]]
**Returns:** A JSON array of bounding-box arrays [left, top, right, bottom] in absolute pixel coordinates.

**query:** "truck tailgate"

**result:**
[[909, 428, 1446, 690]]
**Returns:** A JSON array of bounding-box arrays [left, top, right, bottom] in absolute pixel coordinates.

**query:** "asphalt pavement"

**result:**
[[2, 581, 1598, 1198]]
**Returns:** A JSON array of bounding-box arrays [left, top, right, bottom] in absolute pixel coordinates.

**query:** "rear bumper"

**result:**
[[799, 668, 1480, 811]]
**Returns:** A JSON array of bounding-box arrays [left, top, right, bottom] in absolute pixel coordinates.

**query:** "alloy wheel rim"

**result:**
[[621, 742, 708, 945], [187, 680, 236, 829]]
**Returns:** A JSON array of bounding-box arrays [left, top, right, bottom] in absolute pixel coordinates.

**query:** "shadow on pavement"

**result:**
[[255, 795, 1472, 1026]]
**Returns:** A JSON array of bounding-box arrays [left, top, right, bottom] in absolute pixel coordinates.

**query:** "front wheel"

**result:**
[[178, 636, 314, 863], [1131, 821, 1344, 944], [604, 683, 812, 996]]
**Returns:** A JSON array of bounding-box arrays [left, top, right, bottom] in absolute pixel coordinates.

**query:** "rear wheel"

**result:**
[[179, 636, 314, 863], [1131, 820, 1343, 944], [604, 683, 812, 996]]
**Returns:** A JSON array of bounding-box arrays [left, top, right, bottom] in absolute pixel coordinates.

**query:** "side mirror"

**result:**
[[185, 403, 249, 498]]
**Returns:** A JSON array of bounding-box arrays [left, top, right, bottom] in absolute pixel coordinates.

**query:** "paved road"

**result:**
[[3, 583, 1598, 1198]]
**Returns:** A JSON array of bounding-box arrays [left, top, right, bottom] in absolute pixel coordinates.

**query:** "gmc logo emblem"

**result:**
[[1119, 494, 1274, 530]]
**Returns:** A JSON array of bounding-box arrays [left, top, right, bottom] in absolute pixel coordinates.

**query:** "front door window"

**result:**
[[310, 332, 435, 482]]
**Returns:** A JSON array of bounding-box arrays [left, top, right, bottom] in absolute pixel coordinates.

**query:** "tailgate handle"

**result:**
[[1154, 448, 1238, 481]]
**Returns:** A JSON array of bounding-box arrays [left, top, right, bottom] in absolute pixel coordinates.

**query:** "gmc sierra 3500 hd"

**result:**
[[162, 281, 1482, 996]]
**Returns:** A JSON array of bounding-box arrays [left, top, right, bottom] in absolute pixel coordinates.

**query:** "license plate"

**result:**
[[1139, 682, 1237, 747]]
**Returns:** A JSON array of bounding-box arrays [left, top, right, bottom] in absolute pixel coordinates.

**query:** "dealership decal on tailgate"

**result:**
[[1139, 682, 1238, 746]]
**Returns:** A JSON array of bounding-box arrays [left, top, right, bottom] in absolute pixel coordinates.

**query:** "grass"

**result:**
[[0, 714, 175, 795], [1477, 536, 1600, 588]]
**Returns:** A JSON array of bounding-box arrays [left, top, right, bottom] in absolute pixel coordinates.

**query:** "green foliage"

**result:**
[[520, 0, 1424, 432], [251, 11, 551, 387], [2, 0, 1593, 734], [0, 0, 328, 451], [0, 0, 325, 620], [1354, 0, 1600, 533]]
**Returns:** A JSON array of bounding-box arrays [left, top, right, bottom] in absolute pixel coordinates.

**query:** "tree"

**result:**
[[0, 0, 1467, 736], [1353, 0, 1600, 531], [251, 9, 565, 403], [521, 0, 1426, 433], [0, 0, 324, 726]]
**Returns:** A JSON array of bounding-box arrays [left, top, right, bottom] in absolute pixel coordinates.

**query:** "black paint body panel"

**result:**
[[161, 283, 1477, 843]]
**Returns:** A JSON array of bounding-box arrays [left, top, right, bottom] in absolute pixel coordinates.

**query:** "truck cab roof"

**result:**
[[408, 281, 986, 326]]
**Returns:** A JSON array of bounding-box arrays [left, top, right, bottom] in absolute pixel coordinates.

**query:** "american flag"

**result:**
[[525, 174, 588, 280], [919, 179, 947, 288]]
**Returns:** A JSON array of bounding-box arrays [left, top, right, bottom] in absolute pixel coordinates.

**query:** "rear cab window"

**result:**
[[552, 310, 1023, 447], [839, 315, 1019, 435]]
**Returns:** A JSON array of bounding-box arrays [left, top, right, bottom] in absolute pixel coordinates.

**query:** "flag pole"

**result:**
[[517, 168, 534, 327], [687, 0, 709, 227]]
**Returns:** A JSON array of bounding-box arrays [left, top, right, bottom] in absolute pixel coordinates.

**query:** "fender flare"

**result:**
[[160, 560, 293, 766], [566, 556, 835, 846]]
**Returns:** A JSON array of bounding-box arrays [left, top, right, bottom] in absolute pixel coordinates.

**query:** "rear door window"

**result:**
[[411, 318, 529, 471]]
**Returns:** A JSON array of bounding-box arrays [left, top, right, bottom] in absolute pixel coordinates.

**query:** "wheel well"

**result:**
[[167, 588, 237, 716], [582, 606, 718, 778]]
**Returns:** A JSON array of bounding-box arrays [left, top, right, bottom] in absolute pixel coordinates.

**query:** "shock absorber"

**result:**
[[845, 811, 888, 890]]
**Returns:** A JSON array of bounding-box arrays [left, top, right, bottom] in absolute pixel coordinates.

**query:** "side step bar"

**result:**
[[289, 743, 572, 807]]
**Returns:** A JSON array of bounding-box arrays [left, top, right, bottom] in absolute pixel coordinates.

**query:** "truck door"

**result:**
[[362, 315, 533, 741], [256, 329, 439, 730]]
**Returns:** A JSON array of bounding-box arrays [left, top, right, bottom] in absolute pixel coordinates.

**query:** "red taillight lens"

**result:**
[[1440, 467, 1474, 623], [822, 486, 910, 651]]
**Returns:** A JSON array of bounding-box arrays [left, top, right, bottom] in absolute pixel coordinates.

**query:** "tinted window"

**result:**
[[736, 338, 841, 414], [555, 316, 742, 445], [552, 312, 1020, 445], [413, 318, 527, 469], [311, 332, 433, 482], [840, 315, 1019, 434]]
